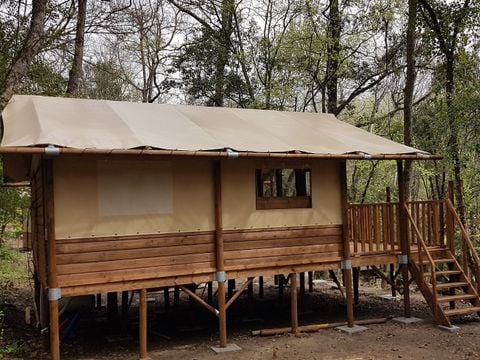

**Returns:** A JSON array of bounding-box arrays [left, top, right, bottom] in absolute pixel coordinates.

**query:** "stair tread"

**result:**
[[425, 270, 461, 277], [422, 258, 455, 264], [436, 270, 461, 275], [437, 294, 478, 302], [444, 306, 480, 317], [434, 281, 470, 289]]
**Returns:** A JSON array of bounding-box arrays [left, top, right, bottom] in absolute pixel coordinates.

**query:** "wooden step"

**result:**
[[422, 258, 455, 264], [437, 294, 478, 303], [425, 270, 462, 279], [444, 306, 480, 317], [435, 270, 462, 276], [434, 282, 470, 289]]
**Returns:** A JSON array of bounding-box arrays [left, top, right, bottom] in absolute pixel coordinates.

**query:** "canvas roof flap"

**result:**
[[0, 95, 440, 182]]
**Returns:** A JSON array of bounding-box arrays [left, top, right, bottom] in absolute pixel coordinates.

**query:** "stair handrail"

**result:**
[[405, 205, 438, 306], [445, 199, 480, 292]]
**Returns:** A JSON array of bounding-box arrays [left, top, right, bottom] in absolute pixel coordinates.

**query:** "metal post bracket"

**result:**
[[341, 260, 352, 270], [48, 288, 61, 301], [398, 255, 409, 265], [214, 271, 227, 282]]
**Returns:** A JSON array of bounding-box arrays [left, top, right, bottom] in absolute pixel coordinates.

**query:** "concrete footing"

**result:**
[[211, 343, 242, 353], [392, 316, 424, 324], [438, 325, 461, 333], [379, 294, 401, 301], [336, 325, 368, 334]]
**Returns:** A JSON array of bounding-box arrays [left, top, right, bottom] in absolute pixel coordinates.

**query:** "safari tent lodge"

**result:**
[[1, 95, 480, 359]]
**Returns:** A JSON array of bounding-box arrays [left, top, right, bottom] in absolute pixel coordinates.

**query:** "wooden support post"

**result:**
[[389, 264, 396, 297], [340, 160, 355, 327], [299, 272, 305, 310], [174, 286, 180, 309], [121, 291, 129, 333], [139, 289, 148, 360], [447, 181, 456, 309], [213, 160, 227, 347], [163, 287, 170, 312], [259, 276, 264, 299], [308, 272, 314, 292], [353, 267, 360, 305], [278, 275, 284, 302], [227, 279, 236, 299], [248, 277, 254, 301], [107, 292, 118, 320], [207, 282, 213, 304], [274, 275, 279, 285], [386, 187, 397, 298], [290, 273, 298, 334], [397, 160, 411, 318], [45, 159, 60, 360]]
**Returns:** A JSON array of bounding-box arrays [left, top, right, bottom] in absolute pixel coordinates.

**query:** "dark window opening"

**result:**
[[255, 168, 312, 209]]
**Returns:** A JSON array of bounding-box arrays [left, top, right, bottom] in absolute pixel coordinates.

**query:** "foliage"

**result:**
[[0, 244, 28, 288]]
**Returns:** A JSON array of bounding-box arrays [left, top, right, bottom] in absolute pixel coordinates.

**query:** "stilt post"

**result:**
[[139, 289, 148, 360], [397, 160, 411, 318], [340, 160, 355, 327], [308, 271, 314, 292], [213, 160, 227, 347], [290, 273, 298, 334], [259, 276, 264, 298], [386, 187, 397, 297], [45, 159, 60, 360]]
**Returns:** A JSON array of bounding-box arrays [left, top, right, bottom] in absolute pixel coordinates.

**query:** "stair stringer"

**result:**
[[409, 260, 452, 327]]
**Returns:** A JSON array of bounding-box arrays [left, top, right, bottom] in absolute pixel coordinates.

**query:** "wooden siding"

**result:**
[[224, 225, 343, 271], [56, 231, 217, 288], [57, 225, 343, 296], [31, 163, 48, 288]]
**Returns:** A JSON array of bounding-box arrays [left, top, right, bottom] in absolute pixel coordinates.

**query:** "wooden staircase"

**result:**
[[406, 200, 480, 328]]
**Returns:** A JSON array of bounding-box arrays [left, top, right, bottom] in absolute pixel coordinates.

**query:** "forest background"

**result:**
[[0, 0, 480, 243]]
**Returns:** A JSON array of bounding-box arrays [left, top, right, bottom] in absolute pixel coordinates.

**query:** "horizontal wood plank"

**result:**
[[57, 243, 215, 264], [57, 252, 215, 275], [58, 263, 216, 287]]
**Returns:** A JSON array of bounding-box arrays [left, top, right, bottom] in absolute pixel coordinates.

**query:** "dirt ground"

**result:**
[[1, 272, 480, 360]]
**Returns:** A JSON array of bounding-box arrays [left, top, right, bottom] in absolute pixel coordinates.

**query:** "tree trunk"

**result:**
[[445, 55, 466, 224], [0, 0, 48, 112], [66, 0, 87, 96], [403, 0, 417, 201], [212, 0, 235, 107], [326, 0, 340, 114]]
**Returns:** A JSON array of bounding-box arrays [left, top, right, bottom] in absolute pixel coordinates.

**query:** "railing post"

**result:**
[[446, 181, 455, 254], [397, 160, 411, 318]]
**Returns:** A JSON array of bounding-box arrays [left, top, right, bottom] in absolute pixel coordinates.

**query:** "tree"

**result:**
[[403, 0, 418, 200], [0, 0, 48, 112], [66, 0, 87, 95], [418, 0, 478, 223]]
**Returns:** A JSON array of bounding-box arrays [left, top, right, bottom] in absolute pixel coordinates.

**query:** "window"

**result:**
[[255, 168, 312, 209]]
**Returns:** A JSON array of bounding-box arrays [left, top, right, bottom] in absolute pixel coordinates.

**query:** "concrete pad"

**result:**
[[336, 325, 368, 334], [438, 325, 461, 333], [393, 316, 424, 324], [379, 294, 401, 301], [211, 343, 242, 353]]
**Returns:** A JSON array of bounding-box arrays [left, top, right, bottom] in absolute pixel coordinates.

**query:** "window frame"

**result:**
[[255, 167, 312, 210]]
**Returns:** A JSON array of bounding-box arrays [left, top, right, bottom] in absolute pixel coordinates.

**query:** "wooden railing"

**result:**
[[348, 199, 445, 256], [405, 204, 438, 310], [446, 199, 480, 294]]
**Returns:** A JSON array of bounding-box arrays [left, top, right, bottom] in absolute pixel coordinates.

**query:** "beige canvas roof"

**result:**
[[1, 95, 428, 156]]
